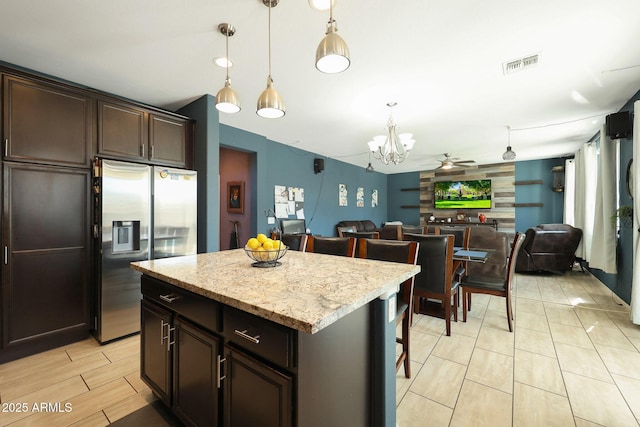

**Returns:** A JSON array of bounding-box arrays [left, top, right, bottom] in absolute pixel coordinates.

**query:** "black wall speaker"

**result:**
[[606, 111, 633, 139], [313, 158, 324, 174]]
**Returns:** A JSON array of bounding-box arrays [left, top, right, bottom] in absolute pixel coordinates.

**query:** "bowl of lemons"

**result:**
[[244, 233, 288, 267]]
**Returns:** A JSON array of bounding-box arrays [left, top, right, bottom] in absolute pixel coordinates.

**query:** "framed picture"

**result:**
[[227, 181, 244, 213]]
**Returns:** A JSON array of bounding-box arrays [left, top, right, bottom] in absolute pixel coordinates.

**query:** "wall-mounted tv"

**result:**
[[434, 179, 492, 209]]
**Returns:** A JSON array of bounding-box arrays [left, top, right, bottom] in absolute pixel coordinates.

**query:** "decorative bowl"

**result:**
[[244, 245, 288, 268]]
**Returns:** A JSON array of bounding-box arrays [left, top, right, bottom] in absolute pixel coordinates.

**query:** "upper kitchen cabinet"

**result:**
[[2, 75, 93, 168], [98, 99, 193, 169], [149, 113, 192, 168], [98, 100, 148, 161]]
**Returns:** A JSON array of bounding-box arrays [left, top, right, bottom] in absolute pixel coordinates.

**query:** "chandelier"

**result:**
[[367, 102, 415, 165]]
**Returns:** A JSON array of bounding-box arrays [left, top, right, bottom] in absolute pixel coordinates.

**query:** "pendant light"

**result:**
[[215, 23, 241, 114], [308, 0, 335, 11], [365, 151, 375, 173], [315, 0, 350, 73], [502, 126, 516, 161], [257, 0, 285, 119]]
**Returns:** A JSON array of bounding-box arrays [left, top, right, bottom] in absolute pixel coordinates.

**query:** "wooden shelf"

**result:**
[[514, 203, 544, 207], [514, 180, 543, 186]]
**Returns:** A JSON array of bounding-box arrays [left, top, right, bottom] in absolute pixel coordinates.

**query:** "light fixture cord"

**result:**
[[225, 29, 230, 81], [268, 2, 272, 78]]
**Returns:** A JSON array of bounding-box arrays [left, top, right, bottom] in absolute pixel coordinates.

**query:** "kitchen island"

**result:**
[[132, 249, 419, 427]]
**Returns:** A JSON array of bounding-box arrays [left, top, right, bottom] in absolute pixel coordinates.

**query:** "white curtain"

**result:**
[[630, 101, 640, 323], [573, 143, 598, 261], [589, 126, 617, 273], [564, 159, 575, 224]]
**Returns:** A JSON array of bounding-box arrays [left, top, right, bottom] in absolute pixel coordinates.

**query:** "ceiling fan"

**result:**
[[436, 153, 476, 170]]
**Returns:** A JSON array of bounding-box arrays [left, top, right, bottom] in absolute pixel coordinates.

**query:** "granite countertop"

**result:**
[[131, 249, 419, 334]]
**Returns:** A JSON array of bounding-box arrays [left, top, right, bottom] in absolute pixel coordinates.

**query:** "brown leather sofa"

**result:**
[[515, 224, 582, 274], [336, 220, 378, 235]]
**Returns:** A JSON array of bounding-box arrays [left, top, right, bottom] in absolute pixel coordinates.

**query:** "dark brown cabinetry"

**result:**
[[149, 113, 190, 167], [98, 100, 193, 168], [141, 276, 222, 426], [140, 275, 373, 427], [3, 75, 93, 168], [1, 162, 90, 361], [97, 100, 148, 161], [223, 345, 293, 427], [0, 64, 196, 363]]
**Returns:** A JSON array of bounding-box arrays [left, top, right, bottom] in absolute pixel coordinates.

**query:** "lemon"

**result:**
[[254, 247, 268, 261], [247, 237, 261, 250], [262, 239, 274, 251], [272, 240, 283, 250], [257, 233, 268, 244]]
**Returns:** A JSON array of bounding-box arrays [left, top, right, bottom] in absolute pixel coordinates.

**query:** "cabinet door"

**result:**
[[97, 100, 147, 161], [149, 114, 189, 168], [224, 345, 293, 427], [141, 299, 172, 405], [173, 318, 221, 427], [1, 163, 90, 349], [3, 75, 92, 167]]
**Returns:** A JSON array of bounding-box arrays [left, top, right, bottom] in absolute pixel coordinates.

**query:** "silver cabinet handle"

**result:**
[[4, 246, 7, 265], [159, 294, 180, 303], [4, 139, 8, 157], [167, 326, 175, 350], [161, 320, 169, 345], [141, 144, 145, 157], [150, 145, 154, 158], [216, 355, 226, 389], [234, 329, 261, 344]]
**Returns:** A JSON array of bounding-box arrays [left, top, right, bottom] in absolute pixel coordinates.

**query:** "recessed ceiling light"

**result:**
[[308, 0, 335, 11], [213, 57, 233, 68]]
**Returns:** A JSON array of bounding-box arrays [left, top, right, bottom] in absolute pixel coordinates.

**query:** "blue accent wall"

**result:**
[[178, 95, 220, 253], [387, 172, 421, 225], [220, 125, 389, 237], [514, 158, 565, 232]]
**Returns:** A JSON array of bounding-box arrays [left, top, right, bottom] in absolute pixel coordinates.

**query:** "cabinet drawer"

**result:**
[[223, 307, 293, 369], [141, 276, 220, 333]]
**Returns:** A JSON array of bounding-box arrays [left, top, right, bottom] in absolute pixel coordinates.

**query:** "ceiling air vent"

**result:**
[[503, 53, 540, 75]]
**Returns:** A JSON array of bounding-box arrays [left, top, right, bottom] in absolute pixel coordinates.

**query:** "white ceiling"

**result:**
[[1, 0, 639, 173]]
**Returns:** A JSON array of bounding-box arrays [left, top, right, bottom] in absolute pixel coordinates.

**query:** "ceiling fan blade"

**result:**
[[453, 160, 475, 164]]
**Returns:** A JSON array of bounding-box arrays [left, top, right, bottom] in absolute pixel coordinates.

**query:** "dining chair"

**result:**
[[280, 233, 309, 252], [343, 231, 379, 254], [403, 234, 458, 336], [424, 225, 441, 235], [461, 232, 526, 332], [336, 225, 357, 237], [358, 238, 419, 378], [401, 225, 425, 235], [462, 226, 509, 312], [439, 226, 470, 282], [306, 236, 356, 257], [439, 226, 470, 249]]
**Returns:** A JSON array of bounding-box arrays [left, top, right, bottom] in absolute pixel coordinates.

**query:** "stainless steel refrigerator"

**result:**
[[95, 159, 197, 343]]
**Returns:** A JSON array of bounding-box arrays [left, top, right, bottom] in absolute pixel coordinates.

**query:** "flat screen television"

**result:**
[[280, 218, 306, 234], [434, 179, 492, 209]]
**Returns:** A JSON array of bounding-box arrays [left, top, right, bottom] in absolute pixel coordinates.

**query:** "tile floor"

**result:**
[[396, 267, 640, 427], [1, 267, 639, 426]]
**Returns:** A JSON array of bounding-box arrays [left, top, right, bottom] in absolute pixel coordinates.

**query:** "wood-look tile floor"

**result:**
[[397, 266, 640, 427], [2, 267, 639, 426]]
